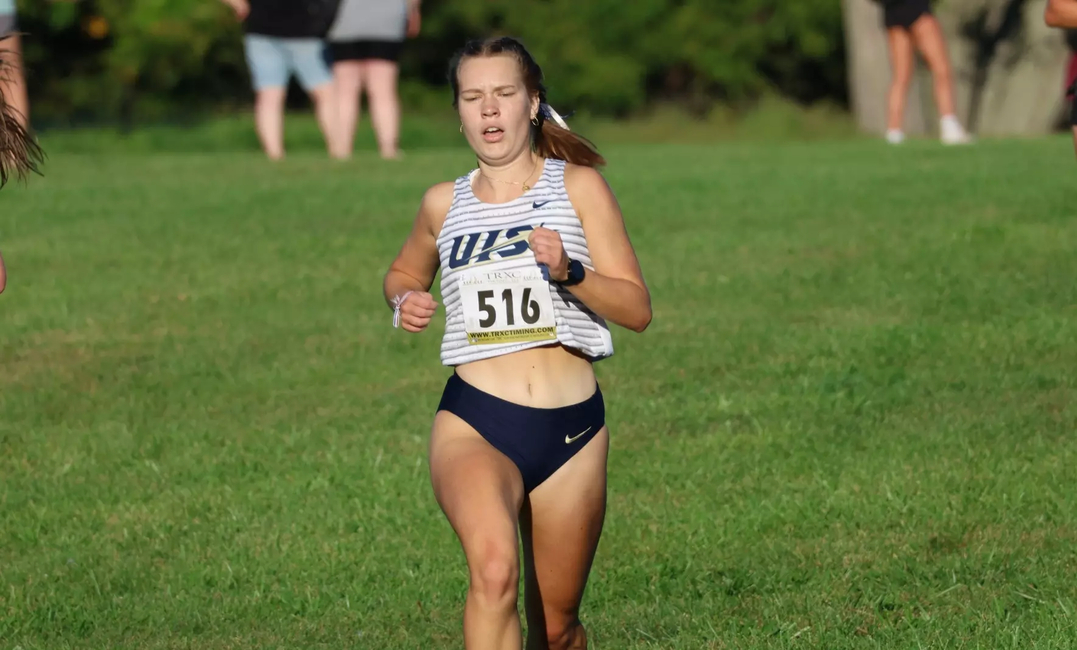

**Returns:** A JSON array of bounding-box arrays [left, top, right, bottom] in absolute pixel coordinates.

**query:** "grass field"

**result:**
[[2, 124, 1077, 649]]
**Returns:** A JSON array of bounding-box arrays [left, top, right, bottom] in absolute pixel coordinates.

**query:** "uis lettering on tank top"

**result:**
[[435, 158, 615, 366]]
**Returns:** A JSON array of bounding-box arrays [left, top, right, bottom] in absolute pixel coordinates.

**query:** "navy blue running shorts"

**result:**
[[436, 372, 605, 493]]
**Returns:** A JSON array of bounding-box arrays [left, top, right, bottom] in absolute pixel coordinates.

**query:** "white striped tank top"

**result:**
[[436, 158, 615, 367]]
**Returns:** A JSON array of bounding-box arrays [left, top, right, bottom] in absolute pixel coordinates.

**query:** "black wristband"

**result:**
[[557, 259, 585, 287]]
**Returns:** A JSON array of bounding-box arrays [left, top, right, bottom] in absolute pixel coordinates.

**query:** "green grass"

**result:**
[[35, 96, 859, 156], [2, 128, 1077, 649]]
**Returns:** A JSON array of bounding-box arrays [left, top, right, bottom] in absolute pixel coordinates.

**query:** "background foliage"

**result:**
[[15, 0, 848, 124]]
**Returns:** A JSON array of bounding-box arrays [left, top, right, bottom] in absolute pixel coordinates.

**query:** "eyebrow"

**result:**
[[460, 84, 519, 95]]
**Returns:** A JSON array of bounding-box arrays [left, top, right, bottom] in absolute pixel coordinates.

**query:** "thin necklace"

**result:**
[[480, 157, 539, 192]]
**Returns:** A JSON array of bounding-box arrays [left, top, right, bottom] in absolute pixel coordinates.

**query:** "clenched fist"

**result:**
[[528, 227, 569, 282], [396, 291, 438, 333]]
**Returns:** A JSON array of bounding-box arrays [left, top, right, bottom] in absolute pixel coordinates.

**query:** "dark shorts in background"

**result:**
[[1069, 78, 1077, 126], [884, 0, 932, 30], [328, 40, 404, 64]]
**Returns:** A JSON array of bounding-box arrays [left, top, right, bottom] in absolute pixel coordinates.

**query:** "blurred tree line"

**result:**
[[16, 0, 847, 125]]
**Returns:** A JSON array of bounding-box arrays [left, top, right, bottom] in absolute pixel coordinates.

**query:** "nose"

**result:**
[[481, 95, 499, 118]]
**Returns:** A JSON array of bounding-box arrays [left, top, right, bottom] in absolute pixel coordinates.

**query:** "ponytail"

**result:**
[[532, 102, 606, 168], [0, 51, 43, 188]]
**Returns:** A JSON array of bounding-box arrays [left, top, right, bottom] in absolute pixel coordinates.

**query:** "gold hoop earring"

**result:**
[[531, 116, 540, 126], [459, 124, 463, 133]]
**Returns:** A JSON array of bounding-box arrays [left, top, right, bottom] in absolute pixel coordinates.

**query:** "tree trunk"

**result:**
[[843, 0, 1072, 137]]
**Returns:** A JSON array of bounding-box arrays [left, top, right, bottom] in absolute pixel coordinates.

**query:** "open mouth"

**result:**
[[482, 127, 505, 142]]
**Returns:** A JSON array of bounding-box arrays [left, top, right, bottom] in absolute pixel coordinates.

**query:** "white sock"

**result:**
[[886, 129, 905, 144]]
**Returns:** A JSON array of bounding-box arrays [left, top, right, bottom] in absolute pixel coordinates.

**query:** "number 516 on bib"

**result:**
[[459, 270, 557, 345]]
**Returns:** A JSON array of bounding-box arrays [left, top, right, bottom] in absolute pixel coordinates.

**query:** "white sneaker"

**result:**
[[886, 129, 905, 145], [940, 115, 974, 145]]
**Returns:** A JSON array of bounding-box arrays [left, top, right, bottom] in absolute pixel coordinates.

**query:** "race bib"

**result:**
[[459, 267, 557, 345]]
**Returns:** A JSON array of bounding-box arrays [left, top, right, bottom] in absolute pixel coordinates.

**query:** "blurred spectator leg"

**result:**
[[910, 14, 970, 144], [244, 34, 289, 159], [363, 60, 400, 159], [308, 81, 346, 159], [911, 17, 957, 119], [1070, 75, 1077, 159], [289, 39, 345, 159], [332, 60, 363, 159], [1067, 39, 1077, 159], [885, 27, 914, 143], [254, 87, 287, 160]]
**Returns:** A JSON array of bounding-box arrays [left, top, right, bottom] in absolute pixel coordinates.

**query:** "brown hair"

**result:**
[[0, 49, 44, 188], [449, 36, 606, 168]]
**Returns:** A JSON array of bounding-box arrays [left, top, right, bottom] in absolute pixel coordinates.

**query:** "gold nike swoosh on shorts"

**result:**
[[565, 427, 591, 444]]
